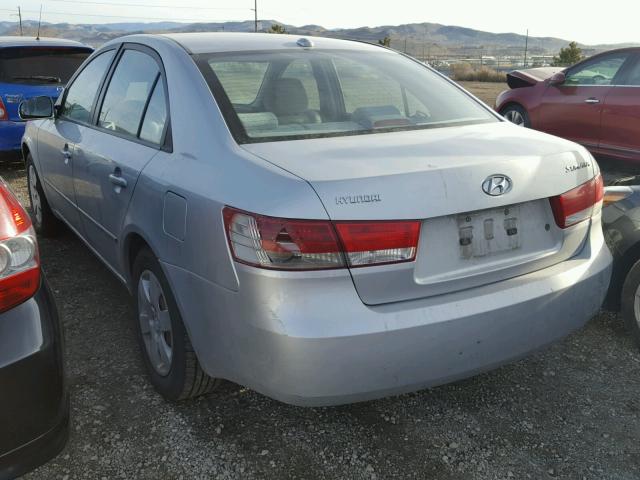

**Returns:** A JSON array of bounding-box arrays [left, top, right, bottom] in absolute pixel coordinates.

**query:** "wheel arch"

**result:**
[[21, 142, 30, 164], [606, 241, 640, 311], [122, 229, 156, 290]]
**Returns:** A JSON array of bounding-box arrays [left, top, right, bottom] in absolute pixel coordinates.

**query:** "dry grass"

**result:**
[[451, 63, 507, 83]]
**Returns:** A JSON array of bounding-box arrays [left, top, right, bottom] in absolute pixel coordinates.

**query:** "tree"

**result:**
[[552, 41, 584, 67], [268, 24, 287, 34], [378, 36, 391, 47]]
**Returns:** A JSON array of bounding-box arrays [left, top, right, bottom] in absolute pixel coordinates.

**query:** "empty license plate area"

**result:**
[[457, 205, 521, 259]]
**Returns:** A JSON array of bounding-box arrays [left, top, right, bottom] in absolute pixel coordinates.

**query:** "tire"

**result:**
[[133, 247, 220, 400], [26, 153, 62, 237], [621, 259, 640, 349], [500, 104, 531, 128]]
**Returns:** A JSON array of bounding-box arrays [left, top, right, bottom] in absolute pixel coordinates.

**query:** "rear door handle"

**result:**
[[60, 144, 72, 159], [108, 173, 127, 188], [585, 98, 600, 104]]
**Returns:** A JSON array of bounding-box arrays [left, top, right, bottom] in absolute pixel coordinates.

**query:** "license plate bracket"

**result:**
[[457, 206, 522, 259]]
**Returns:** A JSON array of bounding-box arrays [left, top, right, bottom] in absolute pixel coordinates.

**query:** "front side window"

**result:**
[[565, 53, 630, 86], [98, 49, 160, 138], [60, 50, 115, 123], [334, 57, 405, 114], [280, 59, 320, 110], [211, 61, 269, 105], [197, 49, 495, 143]]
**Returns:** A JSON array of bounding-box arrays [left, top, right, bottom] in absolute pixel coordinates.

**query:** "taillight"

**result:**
[[549, 174, 604, 229], [0, 97, 7, 121], [334, 221, 420, 267], [223, 207, 421, 270], [0, 180, 39, 312]]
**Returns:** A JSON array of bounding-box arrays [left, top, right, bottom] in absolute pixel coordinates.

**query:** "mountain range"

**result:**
[[0, 19, 636, 56]]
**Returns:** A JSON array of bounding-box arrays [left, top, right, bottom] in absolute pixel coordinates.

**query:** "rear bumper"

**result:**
[[0, 121, 25, 154], [166, 220, 612, 407], [0, 277, 68, 480]]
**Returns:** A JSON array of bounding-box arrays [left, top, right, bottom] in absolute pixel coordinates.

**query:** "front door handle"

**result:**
[[585, 97, 601, 104], [108, 173, 127, 188]]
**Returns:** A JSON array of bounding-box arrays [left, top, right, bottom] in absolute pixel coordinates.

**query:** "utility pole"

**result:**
[[17, 7, 23, 36], [523, 29, 529, 68], [253, 0, 257, 32]]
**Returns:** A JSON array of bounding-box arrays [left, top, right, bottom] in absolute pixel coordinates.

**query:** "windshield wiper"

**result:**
[[11, 75, 61, 83]]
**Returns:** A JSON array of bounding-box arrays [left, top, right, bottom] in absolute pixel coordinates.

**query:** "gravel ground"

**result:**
[[2, 152, 638, 480]]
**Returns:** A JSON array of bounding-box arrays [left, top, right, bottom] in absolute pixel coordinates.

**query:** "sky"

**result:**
[[2, 0, 639, 45]]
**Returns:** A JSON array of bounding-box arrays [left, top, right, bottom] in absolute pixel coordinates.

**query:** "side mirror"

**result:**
[[549, 72, 566, 86], [19, 96, 54, 120]]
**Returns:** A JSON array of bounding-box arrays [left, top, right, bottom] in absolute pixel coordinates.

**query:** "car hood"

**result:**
[[507, 67, 564, 89], [242, 121, 595, 221]]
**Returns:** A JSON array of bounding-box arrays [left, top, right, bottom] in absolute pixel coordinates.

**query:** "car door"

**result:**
[[73, 45, 170, 272], [36, 49, 116, 231], [599, 52, 640, 160], [538, 51, 632, 148]]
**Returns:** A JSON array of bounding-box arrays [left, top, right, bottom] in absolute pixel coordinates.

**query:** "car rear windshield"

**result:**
[[0, 47, 92, 85], [195, 49, 496, 143]]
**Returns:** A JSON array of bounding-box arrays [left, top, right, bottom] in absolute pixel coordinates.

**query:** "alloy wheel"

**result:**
[[504, 110, 525, 126], [138, 269, 174, 376]]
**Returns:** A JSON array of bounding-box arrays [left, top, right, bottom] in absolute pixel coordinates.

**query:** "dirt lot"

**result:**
[[458, 81, 507, 107], [5, 84, 640, 479]]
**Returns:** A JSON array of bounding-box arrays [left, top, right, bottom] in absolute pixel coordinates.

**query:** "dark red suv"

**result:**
[[496, 48, 640, 162]]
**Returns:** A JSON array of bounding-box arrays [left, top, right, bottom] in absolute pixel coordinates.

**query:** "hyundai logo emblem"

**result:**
[[482, 175, 513, 196]]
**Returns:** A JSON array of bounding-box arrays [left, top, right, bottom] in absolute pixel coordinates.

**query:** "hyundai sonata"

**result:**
[[20, 33, 611, 406]]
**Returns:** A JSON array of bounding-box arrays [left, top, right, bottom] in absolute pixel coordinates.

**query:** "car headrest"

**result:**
[[263, 78, 309, 116]]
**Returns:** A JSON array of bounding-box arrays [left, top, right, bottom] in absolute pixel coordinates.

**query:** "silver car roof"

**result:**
[[0, 36, 92, 49], [158, 32, 387, 55]]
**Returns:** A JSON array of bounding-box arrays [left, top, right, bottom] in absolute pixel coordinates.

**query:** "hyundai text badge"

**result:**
[[482, 175, 512, 196]]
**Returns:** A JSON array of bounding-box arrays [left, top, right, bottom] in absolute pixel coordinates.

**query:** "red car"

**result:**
[[496, 48, 640, 162]]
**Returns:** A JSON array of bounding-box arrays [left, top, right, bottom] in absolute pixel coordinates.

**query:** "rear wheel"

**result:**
[[622, 260, 640, 349], [500, 104, 531, 128], [133, 247, 220, 400], [26, 153, 61, 237]]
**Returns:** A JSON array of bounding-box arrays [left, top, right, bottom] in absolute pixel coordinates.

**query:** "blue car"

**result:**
[[0, 36, 92, 159]]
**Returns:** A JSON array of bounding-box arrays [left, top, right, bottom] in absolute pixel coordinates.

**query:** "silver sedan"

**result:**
[[20, 33, 611, 406]]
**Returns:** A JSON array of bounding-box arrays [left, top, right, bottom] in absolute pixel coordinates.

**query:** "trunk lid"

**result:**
[[243, 122, 596, 305]]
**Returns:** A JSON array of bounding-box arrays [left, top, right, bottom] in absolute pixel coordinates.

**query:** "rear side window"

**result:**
[[0, 47, 92, 85], [209, 61, 268, 104], [334, 57, 405, 114], [280, 59, 320, 110], [98, 50, 160, 138], [60, 50, 116, 124], [139, 81, 168, 144]]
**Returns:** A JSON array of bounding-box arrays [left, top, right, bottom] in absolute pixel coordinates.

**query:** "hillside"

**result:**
[[0, 19, 636, 55]]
